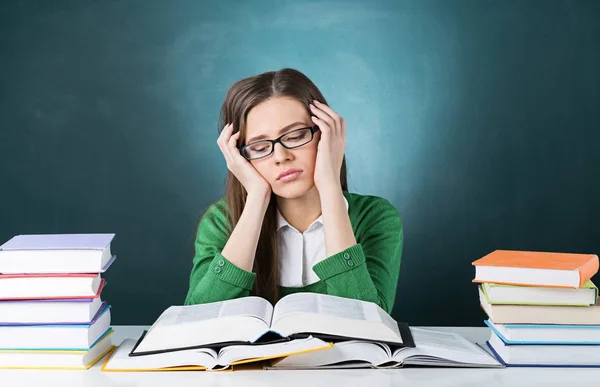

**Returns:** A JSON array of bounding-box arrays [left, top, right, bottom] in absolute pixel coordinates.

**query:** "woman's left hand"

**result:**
[[310, 100, 346, 195]]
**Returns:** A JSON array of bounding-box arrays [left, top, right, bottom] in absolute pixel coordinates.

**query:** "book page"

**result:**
[[272, 293, 381, 323], [269, 340, 391, 368], [393, 328, 499, 365], [155, 297, 273, 328], [409, 328, 475, 353], [219, 296, 273, 325], [133, 297, 275, 354], [270, 293, 403, 344]]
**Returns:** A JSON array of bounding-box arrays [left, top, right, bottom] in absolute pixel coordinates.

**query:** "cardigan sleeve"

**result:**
[[312, 197, 403, 314], [184, 201, 256, 305]]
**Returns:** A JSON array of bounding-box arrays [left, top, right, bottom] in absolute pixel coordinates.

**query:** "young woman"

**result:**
[[184, 68, 403, 314]]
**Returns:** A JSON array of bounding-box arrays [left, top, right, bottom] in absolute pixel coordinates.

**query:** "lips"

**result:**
[[277, 168, 303, 181]]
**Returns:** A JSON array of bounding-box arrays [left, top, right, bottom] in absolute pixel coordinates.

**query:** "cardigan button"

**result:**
[[343, 253, 350, 260], [347, 259, 354, 267], [218, 259, 225, 267], [215, 267, 222, 274]]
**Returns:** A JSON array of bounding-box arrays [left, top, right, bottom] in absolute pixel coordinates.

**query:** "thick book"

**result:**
[[472, 250, 599, 288], [130, 293, 414, 356], [0, 304, 111, 350], [101, 335, 332, 371], [478, 287, 600, 325], [0, 277, 105, 302], [0, 273, 103, 299], [0, 295, 105, 325], [0, 331, 113, 370], [485, 319, 600, 344], [481, 280, 598, 306], [0, 233, 116, 274], [267, 328, 503, 369], [486, 330, 600, 367]]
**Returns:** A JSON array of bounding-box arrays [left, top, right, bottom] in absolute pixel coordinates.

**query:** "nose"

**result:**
[[273, 142, 293, 164]]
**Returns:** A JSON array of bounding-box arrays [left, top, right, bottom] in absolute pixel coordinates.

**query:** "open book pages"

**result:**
[[268, 328, 503, 369], [102, 335, 332, 371], [131, 296, 274, 355], [392, 328, 503, 367], [131, 293, 409, 356], [270, 293, 403, 344]]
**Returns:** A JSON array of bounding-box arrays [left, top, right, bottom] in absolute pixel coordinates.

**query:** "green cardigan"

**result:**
[[184, 191, 403, 313]]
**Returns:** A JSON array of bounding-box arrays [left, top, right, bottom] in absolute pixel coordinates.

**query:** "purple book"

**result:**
[[0, 234, 116, 274], [0, 302, 110, 326], [0, 233, 115, 250]]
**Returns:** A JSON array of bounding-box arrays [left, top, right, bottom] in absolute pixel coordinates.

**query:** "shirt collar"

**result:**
[[276, 195, 349, 232]]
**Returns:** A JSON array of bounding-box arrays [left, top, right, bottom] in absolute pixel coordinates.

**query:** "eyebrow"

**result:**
[[246, 121, 308, 144]]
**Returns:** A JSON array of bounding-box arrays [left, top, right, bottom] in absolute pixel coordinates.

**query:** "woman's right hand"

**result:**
[[217, 123, 272, 199]]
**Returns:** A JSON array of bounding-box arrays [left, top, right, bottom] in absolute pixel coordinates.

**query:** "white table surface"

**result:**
[[1, 325, 599, 387]]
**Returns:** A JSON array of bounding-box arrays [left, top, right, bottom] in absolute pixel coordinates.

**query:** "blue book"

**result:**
[[0, 304, 112, 350], [485, 319, 600, 345]]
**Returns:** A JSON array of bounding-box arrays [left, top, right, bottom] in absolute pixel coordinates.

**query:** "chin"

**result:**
[[271, 181, 315, 200]]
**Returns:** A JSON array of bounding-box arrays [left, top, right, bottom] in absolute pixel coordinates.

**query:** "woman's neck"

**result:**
[[276, 186, 322, 233]]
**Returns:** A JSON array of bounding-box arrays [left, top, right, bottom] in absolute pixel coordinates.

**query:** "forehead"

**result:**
[[245, 96, 309, 139]]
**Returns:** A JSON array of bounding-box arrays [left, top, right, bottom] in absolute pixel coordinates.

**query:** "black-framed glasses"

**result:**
[[240, 125, 320, 160]]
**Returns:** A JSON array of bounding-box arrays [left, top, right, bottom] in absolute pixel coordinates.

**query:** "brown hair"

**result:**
[[217, 68, 348, 304]]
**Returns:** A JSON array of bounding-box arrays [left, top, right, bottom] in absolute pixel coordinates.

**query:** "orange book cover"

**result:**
[[472, 250, 599, 287]]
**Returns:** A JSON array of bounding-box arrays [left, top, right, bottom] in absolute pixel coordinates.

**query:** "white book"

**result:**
[[0, 332, 113, 370], [102, 335, 331, 371], [0, 304, 111, 350], [131, 292, 410, 356], [487, 330, 600, 366], [269, 328, 503, 369], [0, 298, 105, 325], [0, 233, 115, 274], [0, 273, 102, 299]]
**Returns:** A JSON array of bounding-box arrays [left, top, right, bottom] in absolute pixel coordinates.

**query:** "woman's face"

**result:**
[[244, 96, 320, 199]]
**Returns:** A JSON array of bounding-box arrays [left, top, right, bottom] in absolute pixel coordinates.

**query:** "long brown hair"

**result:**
[[217, 68, 348, 304]]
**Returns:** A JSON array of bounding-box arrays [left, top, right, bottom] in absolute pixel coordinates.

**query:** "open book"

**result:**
[[268, 327, 504, 369], [130, 293, 414, 356], [102, 335, 331, 371]]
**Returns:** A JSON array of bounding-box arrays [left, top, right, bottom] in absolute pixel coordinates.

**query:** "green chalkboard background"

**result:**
[[1, 0, 598, 326]]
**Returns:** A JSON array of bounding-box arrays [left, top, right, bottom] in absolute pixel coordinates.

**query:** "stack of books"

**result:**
[[472, 249, 600, 367], [0, 233, 117, 370]]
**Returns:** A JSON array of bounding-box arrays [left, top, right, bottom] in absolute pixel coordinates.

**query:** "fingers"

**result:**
[[309, 103, 336, 136], [218, 123, 236, 168], [217, 123, 233, 146], [312, 100, 342, 136], [228, 131, 244, 161], [217, 123, 233, 156], [311, 115, 329, 139]]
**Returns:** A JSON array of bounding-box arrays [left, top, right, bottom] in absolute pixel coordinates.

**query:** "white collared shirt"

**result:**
[[276, 197, 349, 287]]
